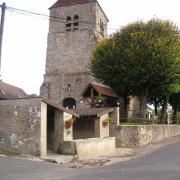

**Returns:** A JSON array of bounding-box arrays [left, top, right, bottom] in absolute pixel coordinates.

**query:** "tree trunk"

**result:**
[[161, 96, 169, 124], [154, 101, 158, 116], [142, 87, 149, 122], [142, 97, 147, 122], [90, 87, 95, 107], [173, 107, 178, 123], [123, 96, 128, 121]]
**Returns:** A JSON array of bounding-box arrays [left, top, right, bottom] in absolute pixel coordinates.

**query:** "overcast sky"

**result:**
[[0, 0, 180, 95]]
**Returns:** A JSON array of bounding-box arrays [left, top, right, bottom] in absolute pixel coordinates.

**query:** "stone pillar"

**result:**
[[100, 113, 109, 138], [63, 112, 73, 141], [53, 110, 63, 152], [95, 114, 109, 138], [40, 102, 47, 156]]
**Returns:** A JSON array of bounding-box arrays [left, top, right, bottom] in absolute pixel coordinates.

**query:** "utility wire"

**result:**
[[6, 5, 180, 34], [4, 5, 179, 35], [6, 5, 122, 31], [9, 4, 167, 44], [7, 9, 54, 22]]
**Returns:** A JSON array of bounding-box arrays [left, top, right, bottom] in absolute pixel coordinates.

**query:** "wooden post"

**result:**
[[90, 87, 94, 107], [0, 2, 6, 77]]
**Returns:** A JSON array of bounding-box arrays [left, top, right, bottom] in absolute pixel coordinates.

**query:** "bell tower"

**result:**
[[40, 0, 108, 108]]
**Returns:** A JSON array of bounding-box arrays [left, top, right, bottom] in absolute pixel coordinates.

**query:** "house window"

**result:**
[[68, 84, 71, 94], [73, 15, 79, 27], [66, 16, 71, 28]]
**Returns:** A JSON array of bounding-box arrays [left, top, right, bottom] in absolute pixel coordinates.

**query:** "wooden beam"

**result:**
[[90, 87, 94, 107]]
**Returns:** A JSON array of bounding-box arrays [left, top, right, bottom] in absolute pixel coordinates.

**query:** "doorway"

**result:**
[[47, 105, 55, 151]]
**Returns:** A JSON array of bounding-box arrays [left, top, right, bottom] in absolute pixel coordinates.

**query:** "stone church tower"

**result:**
[[40, 0, 108, 108]]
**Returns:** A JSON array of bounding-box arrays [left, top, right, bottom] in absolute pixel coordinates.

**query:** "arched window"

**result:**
[[63, 98, 76, 109], [73, 15, 79, 27], [66, 16, 71, 28]]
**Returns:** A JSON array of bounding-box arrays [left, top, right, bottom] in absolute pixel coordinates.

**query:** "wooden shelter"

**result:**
[[81, 82, 119, 107]]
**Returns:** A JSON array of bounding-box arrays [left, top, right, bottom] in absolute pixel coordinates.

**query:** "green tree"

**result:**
[[169, 93, 180, 122], [90, 39, 132, 114], [169, 84, 180, 122], [90, 19, 180, 120]]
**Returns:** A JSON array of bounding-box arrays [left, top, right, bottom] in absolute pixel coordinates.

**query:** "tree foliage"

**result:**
[[169, 90, 180, 120], [90, 19, 180, 116]]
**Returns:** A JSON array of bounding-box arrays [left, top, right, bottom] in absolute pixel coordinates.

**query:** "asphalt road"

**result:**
[[0, 140, 180, 180]]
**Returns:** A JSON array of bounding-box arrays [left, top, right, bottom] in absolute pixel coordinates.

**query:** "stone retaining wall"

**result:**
[[113, 125, 180, 147]]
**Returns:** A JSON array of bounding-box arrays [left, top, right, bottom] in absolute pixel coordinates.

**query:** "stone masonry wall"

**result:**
[[0, 98, 42, 155], [41, 72, 94, 106]]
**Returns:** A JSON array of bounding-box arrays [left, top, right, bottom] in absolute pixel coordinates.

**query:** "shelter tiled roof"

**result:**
[[50, 0, 96, 8], [81, 82, 119, 98], [0, 81, 28, 100], [73, 107, 115, 117]]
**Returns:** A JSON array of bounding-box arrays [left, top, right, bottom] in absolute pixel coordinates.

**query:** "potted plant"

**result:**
[[64, 117, 75, 129], [96, 95, 107, 103], [102, 120, 109, 127], [102, 117, 113, 127]]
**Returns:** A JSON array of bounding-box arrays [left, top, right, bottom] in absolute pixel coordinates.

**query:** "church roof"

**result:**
[[50, 0, 96, 9], [0, 81, 28, 100]]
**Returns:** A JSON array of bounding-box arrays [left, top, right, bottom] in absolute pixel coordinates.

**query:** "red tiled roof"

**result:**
[[81, 82, 119, 98], [0, 81, 28, 100], [50, 0, 96, 8], [73, 107, 115, 117]]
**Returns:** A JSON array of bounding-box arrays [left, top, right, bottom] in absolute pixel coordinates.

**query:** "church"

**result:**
[[40, 0, 146, 121], [40, 0, 109, 109]]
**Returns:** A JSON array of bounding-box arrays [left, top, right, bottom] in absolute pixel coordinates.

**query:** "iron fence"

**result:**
[[119, 110, 180, 125]]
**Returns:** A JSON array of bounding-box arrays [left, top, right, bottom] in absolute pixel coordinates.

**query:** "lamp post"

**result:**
[[117, 102, 120, 126], [167, 108, 170, 140]]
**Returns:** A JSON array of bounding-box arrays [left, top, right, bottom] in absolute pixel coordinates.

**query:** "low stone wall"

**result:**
[[113, 125, 180, 148], [60, 137, 116, 158]]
